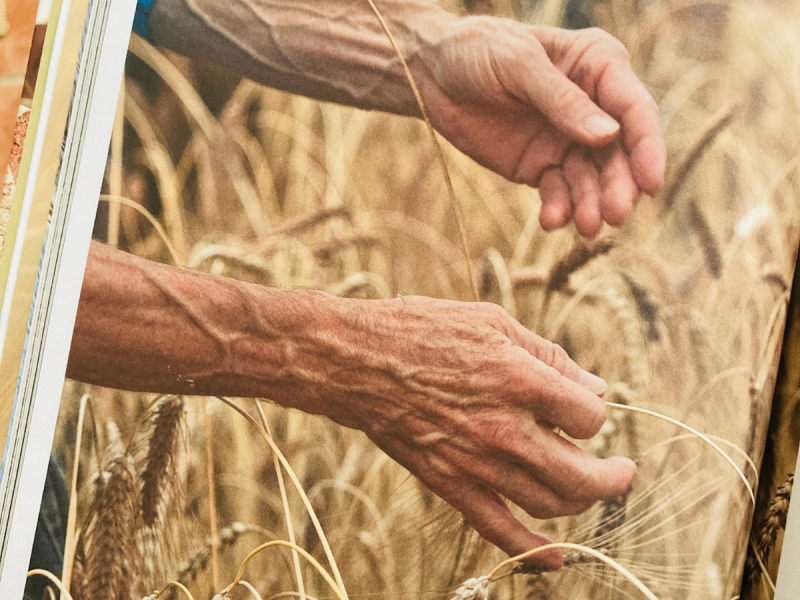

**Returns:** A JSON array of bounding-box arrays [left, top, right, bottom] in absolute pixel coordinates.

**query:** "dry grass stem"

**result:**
[[201, 397, 220, 590], [26, 571, 74, 600], [606, 402, 755, 504], [223, 540, 345, 600], [143, 581, 196, 600], [62, 394, 90, 598], [255, 401, 307, 600], [214, 397, 348, 598], [364, 0, 480, 302], [98, 195, 181, 265]]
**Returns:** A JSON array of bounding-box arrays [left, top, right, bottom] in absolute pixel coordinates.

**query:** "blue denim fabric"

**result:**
[[134, 0, 157, 40]]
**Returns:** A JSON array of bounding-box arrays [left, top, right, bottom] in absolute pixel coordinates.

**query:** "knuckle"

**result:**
[[550, 343, 569, 374], [585, 27, 630, 60], [478, 416, 519, 453], [479, 301, 512, 330], [540, 338, 556, 367], [551, 82, 586, 117], [475, 511, 510, 540], [582, 407, 607, 439]]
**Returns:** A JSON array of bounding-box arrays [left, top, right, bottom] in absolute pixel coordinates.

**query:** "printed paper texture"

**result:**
[[33, 1, 800, 599]]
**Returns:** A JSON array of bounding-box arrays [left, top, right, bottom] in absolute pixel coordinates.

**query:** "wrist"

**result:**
[[222, 287, 379, 429], [375, 5, 460, 117]]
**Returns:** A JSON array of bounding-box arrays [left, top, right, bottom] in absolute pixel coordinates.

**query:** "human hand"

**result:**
[[322, 296, 637, 568], [412, 18, 666, 238]]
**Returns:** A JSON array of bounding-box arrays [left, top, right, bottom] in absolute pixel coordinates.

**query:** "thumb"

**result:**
[[507, 46, 620, 146]]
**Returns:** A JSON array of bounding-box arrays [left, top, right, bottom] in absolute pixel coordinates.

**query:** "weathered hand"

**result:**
[[70, 245, 636, 567], [413, 18, 666, 238], [323, 296, 636, 568]]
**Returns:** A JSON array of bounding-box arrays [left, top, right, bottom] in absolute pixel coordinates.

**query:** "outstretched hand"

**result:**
[[413, 18, 666, 238], [324, 296, 637, 568]]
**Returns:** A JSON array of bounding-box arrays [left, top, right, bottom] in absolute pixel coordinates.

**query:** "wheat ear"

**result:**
[[484, 543, 659, 600], [140, 396, 185, 528], [85, 455, 140, 600], [748, 472, 794, 591]]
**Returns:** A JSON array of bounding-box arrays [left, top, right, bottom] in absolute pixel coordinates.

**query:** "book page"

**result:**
[[22, 1, 800, 600], [0, 0, 135, 595]]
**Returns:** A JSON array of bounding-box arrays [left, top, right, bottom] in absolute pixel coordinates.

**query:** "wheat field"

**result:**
[[38, 1, 800, 599]]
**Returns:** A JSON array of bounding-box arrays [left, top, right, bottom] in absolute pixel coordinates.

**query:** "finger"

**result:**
[[513, 351, 607, 438], [453, 441, 596, 519], [595, 62, 666, 194], [563, 148, 603, 238], [514, 425, 638, 500], [512, 128, 571, 187], [485, 309, 582, 386], [539, 168, 573, 231], [483, 307, 606, 394], [492, 36, 620, 147], [440, 481, 563, 569], [594, 141, 639, 226]]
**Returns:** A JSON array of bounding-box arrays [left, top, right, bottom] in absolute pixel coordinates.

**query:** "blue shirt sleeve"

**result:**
[[133, 0, 157, 40]]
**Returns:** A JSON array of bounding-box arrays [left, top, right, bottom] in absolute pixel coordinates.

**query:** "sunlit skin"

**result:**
[[66, 0, 664, 568], [412, 20, 665, 237]]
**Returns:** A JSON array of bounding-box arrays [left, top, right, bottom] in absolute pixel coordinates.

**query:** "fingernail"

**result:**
[[579, 369, 607, 395], [584, 114, 619, 138], [608, 456, 637, 470]]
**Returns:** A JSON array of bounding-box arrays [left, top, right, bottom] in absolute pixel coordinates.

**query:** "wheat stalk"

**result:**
[[254, 401, 307, 600], [364, 0, 480, 302], [177, 523, 276, 584], [222, 540, 345, 600], [26, 571, 75, 600], [214, 397, 349, 598]]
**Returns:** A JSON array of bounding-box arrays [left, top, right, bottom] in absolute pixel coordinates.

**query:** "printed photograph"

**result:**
[[26, 1, 800, 599]]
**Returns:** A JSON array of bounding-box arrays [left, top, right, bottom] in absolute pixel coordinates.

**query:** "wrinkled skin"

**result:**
[[414, 19, 666, 237], [70, 247, 637, 569], [319, 296, 637, 568], [78, 1, 661, 568]]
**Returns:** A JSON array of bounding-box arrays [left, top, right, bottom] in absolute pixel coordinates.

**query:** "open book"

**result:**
[[1, 1, 800, 599]]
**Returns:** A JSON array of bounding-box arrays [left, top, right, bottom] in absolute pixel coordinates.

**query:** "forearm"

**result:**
[[148, 0, 458, 115], [67, 241, 363, 421]]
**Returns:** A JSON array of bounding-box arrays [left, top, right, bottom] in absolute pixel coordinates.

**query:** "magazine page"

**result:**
[[0, 0, 135, 596], [0, 0, 66, 501], [0, 0, 40, 176], [27, 1, 800, 600]]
